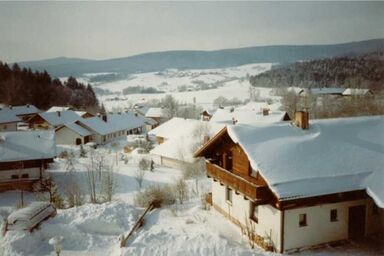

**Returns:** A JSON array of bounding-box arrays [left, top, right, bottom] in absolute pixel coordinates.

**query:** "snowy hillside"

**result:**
[[88, 63, 278, 111]]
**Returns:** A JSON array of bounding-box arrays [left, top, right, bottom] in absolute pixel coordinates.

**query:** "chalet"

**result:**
[[195, 113, 383, 253], [55, 122, 92, 145], [0, 131, 56, 192], [298, 88, 345, 97], [28, 110, 81, 129], [149, 117, 223, 169], [0, 105, 40, 121]]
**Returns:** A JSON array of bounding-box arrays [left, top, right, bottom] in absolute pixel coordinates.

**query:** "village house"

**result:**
[[0, 130, 56, 192], [200, 110, 213, 121], [195, 113, 383, 253], [55, 122, 93, 145], [0, 113, 21, 132], [0, 104, 40, 121], [149, 117, 223, 169], [145, 107, 168, 126], [27, 110, 82, 129]]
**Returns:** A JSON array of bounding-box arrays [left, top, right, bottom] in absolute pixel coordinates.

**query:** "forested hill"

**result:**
[[0, 62, 99, 111], [18, 38, 384, 77], [249, 51, 384, 89]]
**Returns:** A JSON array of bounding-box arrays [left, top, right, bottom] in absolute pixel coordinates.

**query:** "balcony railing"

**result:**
[[206, 162, 270, 201]]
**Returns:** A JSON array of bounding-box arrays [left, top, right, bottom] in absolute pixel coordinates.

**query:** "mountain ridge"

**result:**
[[17, 38, 384, 77]]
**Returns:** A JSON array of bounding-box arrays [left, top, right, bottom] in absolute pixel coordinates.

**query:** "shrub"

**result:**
[[139, 158, 151, 171], [134, 185, 176, 208], [173, 178, 189, 204]]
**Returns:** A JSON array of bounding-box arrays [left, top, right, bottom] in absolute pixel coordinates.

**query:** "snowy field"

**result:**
[[1, 138, 382, 256], [81, 63, 279, 111]]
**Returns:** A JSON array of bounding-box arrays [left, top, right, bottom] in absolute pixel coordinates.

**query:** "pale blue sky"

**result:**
[[0, 1, 383, 62]]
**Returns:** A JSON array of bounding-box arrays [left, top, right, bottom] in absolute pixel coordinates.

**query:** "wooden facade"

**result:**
[[195, 127, 273, 203]]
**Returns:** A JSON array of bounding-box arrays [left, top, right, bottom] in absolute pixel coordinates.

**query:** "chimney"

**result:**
[[27, 104, 30, 108], [294, 111, 309, 129], [232, 117, 237, 125], [262, 108, 269, 116], [57, 111, 61, 117], [135, 113, 138, 117], [102, 114, 107, 122]]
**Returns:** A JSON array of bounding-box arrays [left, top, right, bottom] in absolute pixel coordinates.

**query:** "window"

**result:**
[[21, 173, 29, 179], [11, 174, 19, 179], [250, 203, 259, 223], [299, 213, 307, 227], [330, 209, 338, 222], [226, 187, 232, 203]]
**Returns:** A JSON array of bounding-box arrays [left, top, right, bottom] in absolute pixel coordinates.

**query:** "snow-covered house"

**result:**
[[0, 113, 21, 131], [210, 108, 290, 125], [0, 105, 40, 121], [195, 113, 383, 253], [145, 107, 167, 125], [0, 131, 56, 192], [46, 106, 73, 112], [55, 122, 93, 145], [149, 117, 223, 169], [76, 115, 127, 145], [28, 110, 82, 129]]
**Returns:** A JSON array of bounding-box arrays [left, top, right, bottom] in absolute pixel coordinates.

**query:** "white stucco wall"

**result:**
[[283, 198, 382, 252], [0, 168, 41, 182], [211, 180, 282, 251], [56, 127, 85, 145]]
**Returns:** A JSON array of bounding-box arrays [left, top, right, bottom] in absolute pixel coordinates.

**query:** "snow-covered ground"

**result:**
[[1, 137, 382, 256], [82, 63, 278, 111]]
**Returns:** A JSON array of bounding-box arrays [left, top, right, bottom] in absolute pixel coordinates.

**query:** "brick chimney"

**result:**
[[294, 111, 309, 129]]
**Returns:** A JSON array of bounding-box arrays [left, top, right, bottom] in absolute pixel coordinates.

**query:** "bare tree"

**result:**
[[134, 168, 145, 189], [161, 95, 179, 119]]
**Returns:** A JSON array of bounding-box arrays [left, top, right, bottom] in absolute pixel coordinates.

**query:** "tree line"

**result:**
[[0, 61, 99, 111], [249, 51, 384, 90]]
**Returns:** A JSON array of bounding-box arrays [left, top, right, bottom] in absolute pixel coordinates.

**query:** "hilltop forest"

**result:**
[[250, 52, 384, 90], [0, 62, 99, 111]]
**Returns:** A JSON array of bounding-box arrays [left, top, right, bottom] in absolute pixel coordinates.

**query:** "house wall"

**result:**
[[212, 180, 282, 252], [0, 167, 41, 182], [56, 127, 85, 145], [94, 130, 126, 145], [0, 122, 17, 131], [283, 198, 382, 252]]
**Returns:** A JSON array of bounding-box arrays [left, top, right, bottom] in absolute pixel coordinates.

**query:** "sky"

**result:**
[[0, 1, 383, 63]]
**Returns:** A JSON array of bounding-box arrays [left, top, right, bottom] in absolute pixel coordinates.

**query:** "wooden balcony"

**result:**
[[206, 162, 270, 201]]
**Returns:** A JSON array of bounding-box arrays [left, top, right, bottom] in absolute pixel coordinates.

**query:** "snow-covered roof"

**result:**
[[107, 111, 148, 131], [38, 110, 81, 126], [342, 88, 371, 96], [0, 105, 40, 116], [0, 112, 21, 124], [8, 201, 52, 224], [225, 115, 384, 206], [46, 106, 72, 112], [150, 118, 224, 162], [301, 88, 345, 95], [145, 107, 165, 118], [210, 108, 289, 125], [57, 123, 92, 137], [0, 130, 56, 162], [77, 117, 120, 135]]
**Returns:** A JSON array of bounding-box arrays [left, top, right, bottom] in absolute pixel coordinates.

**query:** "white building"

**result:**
[[0, 131, 56, 191], [195, 114, 384, 253]]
